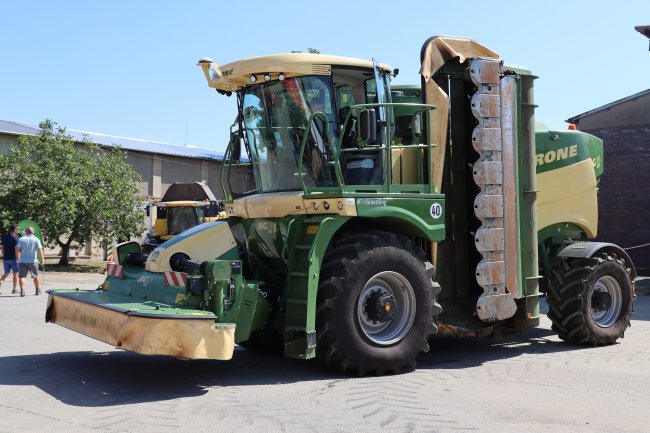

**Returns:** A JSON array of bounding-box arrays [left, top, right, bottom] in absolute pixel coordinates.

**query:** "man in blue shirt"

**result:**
[[0, 224, 20, 295], [15, 227, 44, 297]]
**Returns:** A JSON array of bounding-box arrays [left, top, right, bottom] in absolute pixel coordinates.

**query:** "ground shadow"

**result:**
[[0, 322, 599, 408], [419, 326, 588, 369], [0, 348, 333, 407], [421, 294, 650, 365], [2, 296, 647, 408]]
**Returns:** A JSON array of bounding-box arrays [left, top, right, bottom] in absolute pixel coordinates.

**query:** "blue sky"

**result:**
[[2, 1, 649, 152]]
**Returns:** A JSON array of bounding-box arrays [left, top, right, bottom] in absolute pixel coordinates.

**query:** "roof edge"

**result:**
[[0, 119, 225, 161], [566, 88, 650, 123]]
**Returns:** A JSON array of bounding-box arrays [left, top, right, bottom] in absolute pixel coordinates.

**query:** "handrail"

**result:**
[[220, 130, 256, 200], [337, 102, 436, 194], [247, 101, 438, 197]]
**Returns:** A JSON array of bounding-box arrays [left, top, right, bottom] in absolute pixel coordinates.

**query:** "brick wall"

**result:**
[[583, 125, 650, 274]]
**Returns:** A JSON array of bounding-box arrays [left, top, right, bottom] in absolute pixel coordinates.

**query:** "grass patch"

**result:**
[[45, 262, 106, 273]]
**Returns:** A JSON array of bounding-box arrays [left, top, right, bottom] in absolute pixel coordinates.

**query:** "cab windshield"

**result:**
[[167, 207, 199, 235], [238, 68, 391, 193], [241, 76, 338, 192]]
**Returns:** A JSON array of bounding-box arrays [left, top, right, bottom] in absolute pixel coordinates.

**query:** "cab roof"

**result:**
[[198, 53, 392, 92]]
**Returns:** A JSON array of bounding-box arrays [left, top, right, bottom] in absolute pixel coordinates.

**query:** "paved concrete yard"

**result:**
[[1, 272, 649, 433]]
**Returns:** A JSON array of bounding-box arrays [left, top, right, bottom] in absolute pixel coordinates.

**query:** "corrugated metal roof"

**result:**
[[566, 89, 650, 124], [0, 119, 225, 160]]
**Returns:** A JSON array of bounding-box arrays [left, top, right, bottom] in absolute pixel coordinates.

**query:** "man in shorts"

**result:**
[[0, 224, 20, 294], [15, 227, 44, 297]]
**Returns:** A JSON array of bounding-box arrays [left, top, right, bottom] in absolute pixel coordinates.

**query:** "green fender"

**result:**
[[308, 217, 350, 276], [355, 198, 445, 242]]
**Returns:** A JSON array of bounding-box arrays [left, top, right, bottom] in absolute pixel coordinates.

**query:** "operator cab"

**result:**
[[198, 54, 401, 194]]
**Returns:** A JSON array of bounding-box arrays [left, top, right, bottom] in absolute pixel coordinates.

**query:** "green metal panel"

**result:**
[[538, 222, 586, 245], [51, 289, 217, 319], [516, 73, 541, 320], [105, 268, 186, 306], [241, 218, 285, 260], [355, 196, 445, 242], [535, 130, 601, 177], [537, 222, 586, 280], [200, 260, 271, 339], [232, 282, 273, 343]]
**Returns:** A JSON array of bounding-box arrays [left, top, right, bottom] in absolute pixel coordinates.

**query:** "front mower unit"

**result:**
[[47, 222, 272, 360]]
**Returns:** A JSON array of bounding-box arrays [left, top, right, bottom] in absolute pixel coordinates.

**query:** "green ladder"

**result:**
[[282, 216, 323, 359]]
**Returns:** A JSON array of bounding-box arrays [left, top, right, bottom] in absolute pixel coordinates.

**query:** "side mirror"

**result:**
[[358, 109, 377, 146], [115, 241, 142, 266], [145, 205, 150, 217]]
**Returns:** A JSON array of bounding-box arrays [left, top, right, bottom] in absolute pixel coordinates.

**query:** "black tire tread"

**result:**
[[547, 252, 633, 345], [316, 230, 441, 375]]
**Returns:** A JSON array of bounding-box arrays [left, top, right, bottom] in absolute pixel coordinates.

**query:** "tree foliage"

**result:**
[[0, 119, 144, 264], [291, 48, 321, 54]]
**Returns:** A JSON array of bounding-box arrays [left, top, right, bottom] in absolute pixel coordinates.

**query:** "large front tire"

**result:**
[[316, 231, 441, 375], [547, 252, 633, 345]]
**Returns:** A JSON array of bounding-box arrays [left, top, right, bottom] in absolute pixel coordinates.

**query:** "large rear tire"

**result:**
[[547, 252, 633, 345], [316, 231, 441, 375]]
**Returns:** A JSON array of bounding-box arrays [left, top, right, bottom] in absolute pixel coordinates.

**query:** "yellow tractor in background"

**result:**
[[142, 182, 224, 253]]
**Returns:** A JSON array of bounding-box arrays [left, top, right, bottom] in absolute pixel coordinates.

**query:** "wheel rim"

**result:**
[[590, 275, 622, 328], [356, 271, 416, 345]]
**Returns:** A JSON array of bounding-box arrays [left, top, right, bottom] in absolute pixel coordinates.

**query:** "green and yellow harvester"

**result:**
[[46, 36, 636, 375]]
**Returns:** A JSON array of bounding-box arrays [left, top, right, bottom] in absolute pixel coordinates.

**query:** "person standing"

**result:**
[[15, 227, 44, 297], [0, 224, 20, 295]]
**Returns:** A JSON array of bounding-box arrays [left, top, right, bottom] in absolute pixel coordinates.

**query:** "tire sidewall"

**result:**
[[333, 244, 433, 366], [583, 258, 633, 341]]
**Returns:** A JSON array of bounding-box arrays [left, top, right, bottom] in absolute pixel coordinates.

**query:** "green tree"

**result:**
[[291, 48, 321, 54], [0, 119, 144, 265]]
